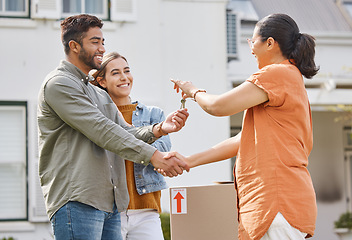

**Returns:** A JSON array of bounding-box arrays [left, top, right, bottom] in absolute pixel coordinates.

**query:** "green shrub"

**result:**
[[2, 237, 15, 240], [160, 212, 171, 240], [335, 212, 352, 229]]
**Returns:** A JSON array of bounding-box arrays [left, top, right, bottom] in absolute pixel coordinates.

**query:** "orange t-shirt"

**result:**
[[235, 60, 317, 240]]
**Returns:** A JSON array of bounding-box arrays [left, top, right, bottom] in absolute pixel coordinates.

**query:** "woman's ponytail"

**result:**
[[289, 33, 319, 79], [256, 13, 319, 79]]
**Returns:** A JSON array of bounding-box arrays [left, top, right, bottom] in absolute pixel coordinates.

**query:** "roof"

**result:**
[[250, 0, 352, 32]]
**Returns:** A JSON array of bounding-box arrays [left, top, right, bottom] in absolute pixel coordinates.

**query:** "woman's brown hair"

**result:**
[[90, 52, 128, 89]]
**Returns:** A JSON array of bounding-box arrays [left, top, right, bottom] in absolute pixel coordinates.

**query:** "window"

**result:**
[[2, 0, 136, 22], [226, 0, 259, 60], [343, 2, 352, 18], [0, 102, 27, 220], [62, 0, 108, 19], [0, 0, 29, 17], [226, 10, 238, 60], [227, 0, 258, 22]]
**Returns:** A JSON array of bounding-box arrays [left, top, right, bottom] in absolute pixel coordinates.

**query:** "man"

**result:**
[[37, 14, 189, 239]]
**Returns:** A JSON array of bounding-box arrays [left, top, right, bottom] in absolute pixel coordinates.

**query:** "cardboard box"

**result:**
[[169, 182, 238, 240]]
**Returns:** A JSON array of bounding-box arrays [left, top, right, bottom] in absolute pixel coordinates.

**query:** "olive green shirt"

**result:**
[[37, 60, 157, 220]]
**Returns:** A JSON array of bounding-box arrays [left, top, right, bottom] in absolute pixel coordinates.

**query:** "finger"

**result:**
[[171, 117, 182, 129], [174, 110, 189, 120], [178, 161, 190, 172], [164, 151, 177, 159], [157, 168, 167, 177], [172, 166, 183, 175], [174, 156, 190, 172], [172, 114, 187, 127], [167, 168, 178, 177], [176, 108, 189, 118], [168, 157, 184, 175], [171, 79, 180, 93]]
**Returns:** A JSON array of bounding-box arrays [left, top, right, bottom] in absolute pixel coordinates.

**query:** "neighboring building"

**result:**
[[0, 0, 351, 239]]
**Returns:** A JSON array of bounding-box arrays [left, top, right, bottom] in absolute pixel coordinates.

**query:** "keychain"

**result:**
[[180, 99, 186, 109]]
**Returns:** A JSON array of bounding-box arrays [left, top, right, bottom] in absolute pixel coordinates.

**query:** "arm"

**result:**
[[44, 76, 188, 176], [171, 79, 268, 117], [124, 108, 188, 141], [159, 132, 241, 175], [150, 109, 172, 152], [186, 132, 241, 168]]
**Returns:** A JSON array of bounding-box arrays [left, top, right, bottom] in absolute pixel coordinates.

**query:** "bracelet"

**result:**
[[193, 89, 207, 102], [158, 121, 168, 136]]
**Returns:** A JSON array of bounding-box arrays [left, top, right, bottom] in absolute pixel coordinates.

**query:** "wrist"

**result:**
[[192, 89, 206, 102], [155, 121, 168, 137]]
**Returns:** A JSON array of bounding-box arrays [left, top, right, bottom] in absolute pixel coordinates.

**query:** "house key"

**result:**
[[180, 99, 186, 109]]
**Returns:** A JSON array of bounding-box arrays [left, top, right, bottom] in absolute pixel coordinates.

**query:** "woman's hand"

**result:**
[[155, 151, 192, 176], [171, 79, 198, 99]]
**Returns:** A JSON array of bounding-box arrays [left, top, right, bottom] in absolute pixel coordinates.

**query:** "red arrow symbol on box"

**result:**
[[174, 192, 184, 213]]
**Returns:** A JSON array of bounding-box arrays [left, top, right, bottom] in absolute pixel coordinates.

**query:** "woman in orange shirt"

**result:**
[[166, 13, 319, 240]]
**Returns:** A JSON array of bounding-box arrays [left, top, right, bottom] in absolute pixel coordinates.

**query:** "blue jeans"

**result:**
[[50, 201, 122, 240]]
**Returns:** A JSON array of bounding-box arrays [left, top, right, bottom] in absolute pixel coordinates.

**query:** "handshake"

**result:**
[[151, 151, 189, 177]]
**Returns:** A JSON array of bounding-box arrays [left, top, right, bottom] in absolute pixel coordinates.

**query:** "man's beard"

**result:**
[[78, 47, 101, 70]]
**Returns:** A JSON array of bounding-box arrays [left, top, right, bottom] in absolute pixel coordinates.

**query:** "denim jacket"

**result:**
[[132, 101, 170, 195]]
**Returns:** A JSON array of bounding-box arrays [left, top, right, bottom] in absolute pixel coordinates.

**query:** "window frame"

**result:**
[[226, 10, 239, 60], [0, 101, 28, 221], [343, 2, 352, 18], [61, 0, 109, 20], [0, 0, 30, 18]]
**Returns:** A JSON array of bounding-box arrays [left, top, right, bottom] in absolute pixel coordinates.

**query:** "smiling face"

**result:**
[[77, 26, 105, 73], [98, 57, 133, 104], [249, 26, 286, 69], [249, 27, 269, 69]]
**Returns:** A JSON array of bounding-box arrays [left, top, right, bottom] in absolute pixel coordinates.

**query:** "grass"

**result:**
[[160, 212, 171, 240]]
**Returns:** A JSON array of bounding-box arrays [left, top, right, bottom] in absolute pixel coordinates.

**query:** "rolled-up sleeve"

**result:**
[[44, 76, 156, 165]]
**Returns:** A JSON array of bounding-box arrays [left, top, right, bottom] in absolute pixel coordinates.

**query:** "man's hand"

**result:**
[[162, 108, 189, 134], [150, 150, 190, 177]]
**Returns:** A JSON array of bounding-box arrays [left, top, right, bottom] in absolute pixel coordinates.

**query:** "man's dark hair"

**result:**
[[61, 14, 103, 55]]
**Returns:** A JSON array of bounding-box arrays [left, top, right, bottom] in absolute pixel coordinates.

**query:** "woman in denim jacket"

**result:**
[[91, 51, 169, 240]]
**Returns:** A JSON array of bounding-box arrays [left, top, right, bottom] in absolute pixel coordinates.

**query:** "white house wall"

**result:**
[[102, 0, 230, 212], [0, 0, 229, 238]]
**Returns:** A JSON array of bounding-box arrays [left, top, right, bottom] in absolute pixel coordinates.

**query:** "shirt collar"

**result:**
[[60, 60, 93, 85]]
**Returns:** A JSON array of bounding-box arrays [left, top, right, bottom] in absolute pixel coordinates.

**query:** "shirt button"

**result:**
[[110, 165, 113, 168], [138, 174, 142, 179], [114, 186, 117, 189], [135, 112, 139, 116], [141, 161, 144, 164], [142, 189, 146, 193]]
